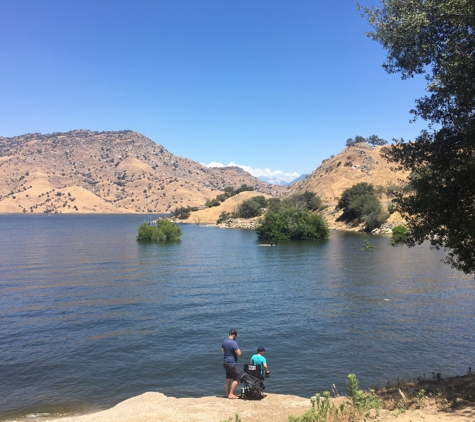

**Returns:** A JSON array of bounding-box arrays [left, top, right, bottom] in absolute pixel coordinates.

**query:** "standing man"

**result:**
[[222, 328, 241, 399]]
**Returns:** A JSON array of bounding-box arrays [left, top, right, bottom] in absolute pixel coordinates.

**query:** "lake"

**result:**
[[0, 214, 474, 420]]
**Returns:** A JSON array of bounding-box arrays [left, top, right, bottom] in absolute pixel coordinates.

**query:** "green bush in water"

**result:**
[[136, 220, 182, 241]]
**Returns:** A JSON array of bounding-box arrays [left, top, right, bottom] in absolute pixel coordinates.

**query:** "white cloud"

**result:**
[[202, 161, 299, 184]]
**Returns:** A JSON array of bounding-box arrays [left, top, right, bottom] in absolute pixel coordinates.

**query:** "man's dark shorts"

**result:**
[[223, 362, 241, 381]]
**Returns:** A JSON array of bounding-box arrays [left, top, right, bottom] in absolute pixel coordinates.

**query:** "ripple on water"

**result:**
[[0, 216, 474, 420]]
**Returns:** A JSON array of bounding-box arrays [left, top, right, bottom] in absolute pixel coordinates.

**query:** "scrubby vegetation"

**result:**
[[256, 208, 329, 241], [345, 134, 388, 147], [206, 184, 255, 208], [337, 183, 388, 231], [289, 371, 475, 422], [236, 195, 267, 218], [170, 205, 199, 219], [390, 225, 407, 247], [255, 191, 329, 241], [136, 220, 182, 241]]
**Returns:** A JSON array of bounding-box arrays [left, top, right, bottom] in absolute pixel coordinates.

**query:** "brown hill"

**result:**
[[0, 130, 286, 214], [289, 143, 409, 206], [181, 191, 272, 224]]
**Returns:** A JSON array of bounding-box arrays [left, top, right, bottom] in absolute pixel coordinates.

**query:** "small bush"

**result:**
[[217, 211, 231, 224], [205, 198, 220, 208], [136, 220, 182, 241], [391, 225, 407, 246]]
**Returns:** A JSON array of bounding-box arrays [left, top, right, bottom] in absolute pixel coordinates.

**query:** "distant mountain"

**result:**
[[256, 174, 306, 186], [285, 174, 308, 186], [0, 130, 286, 214]]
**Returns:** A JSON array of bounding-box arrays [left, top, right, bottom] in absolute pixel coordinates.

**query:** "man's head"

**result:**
[[229, 329, 238, 339], [257, 346, 265, 353]]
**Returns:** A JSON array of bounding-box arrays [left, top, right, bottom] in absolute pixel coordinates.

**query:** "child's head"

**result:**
[[257, 346, 265, 354]]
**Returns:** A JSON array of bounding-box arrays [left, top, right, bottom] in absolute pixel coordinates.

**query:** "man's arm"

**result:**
[[221, 348, 224, 354], [236, 348, 242, 356]]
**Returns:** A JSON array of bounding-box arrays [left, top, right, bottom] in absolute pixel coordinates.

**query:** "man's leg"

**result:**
[[225, 378, 231, 397], [229, 379, 239, 398]]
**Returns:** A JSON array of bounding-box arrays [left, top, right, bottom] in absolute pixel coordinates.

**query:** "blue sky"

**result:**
[[0, 0, 429, 182]]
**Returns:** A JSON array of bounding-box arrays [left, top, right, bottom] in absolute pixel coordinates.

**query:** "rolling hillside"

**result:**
[[0, 130, 286, 214]]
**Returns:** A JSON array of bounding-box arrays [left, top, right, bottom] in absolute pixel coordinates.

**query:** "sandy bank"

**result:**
[[39, 392, 310, 422], [35, 387, 475, 422]]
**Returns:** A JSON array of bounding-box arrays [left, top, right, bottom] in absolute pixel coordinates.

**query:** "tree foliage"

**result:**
[[288, 191, 323, 211], [256, 208, 329, 241], [391, 225, 408, 246], [338, 183, 388, 230], [136, 220, 182, 241], [236, 196, 267, 218], [360, 0, 475, 273], [171, 205, 198, 219], [206, 184, 255, 208], [268, 191, 324, 213], [346, 134, 388, 147]]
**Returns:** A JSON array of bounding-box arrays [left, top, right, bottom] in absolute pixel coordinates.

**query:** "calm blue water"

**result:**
[[0, 214, 474, 420]]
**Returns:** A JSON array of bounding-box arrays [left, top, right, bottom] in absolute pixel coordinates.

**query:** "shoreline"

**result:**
[[13, 392, 311, 422], [10, 373, 475, 422]]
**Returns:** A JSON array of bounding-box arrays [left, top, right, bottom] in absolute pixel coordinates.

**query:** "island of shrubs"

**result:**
[[214, 191, 330, 241], [162, 182, 407, 244], [136, 219, 182, 241]]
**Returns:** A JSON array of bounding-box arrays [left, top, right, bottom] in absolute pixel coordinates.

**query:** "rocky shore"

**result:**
[[35, 372, 475, 422]]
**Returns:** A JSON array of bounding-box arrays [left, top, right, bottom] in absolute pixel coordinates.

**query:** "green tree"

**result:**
[[224, 186, 236, 197], [205, 198, 220, 208], [338, 183, 388, 230], [256, 207, 329, 241], [289, 191, 322, 211], [237, 197, 264, 218], [367, 134, 388, 146], [171, 206, 190, 219], [216, 193, 228, 202], [235, 184, 254, 194], [338, 182, 376, 219], [136, 220, 182, 241], [217, 211, 232, 224], [360, 0, 475, 273], [266, 197, 282, 212], [391, 225, 408, 246], [255, 210, 290, 240], [250, 195, 267, 208]]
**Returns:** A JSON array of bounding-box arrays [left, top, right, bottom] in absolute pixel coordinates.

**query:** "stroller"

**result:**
[[239, 364, 269, 399]]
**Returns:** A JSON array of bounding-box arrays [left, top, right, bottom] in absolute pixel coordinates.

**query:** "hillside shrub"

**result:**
[[338, 182, 388, 231], [362, 210, 389, 231], [289, 191, 322, 211], [205, 198, 221, 208], [266, 197, 282, 212], [217, 211, 232, 224], [237, 197, 265, 218], [171, 205, 198, 219], [136, 220, 182, 241]]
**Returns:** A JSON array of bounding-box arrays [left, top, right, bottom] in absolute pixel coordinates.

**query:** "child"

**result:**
[[250, 346, 270, 397]]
